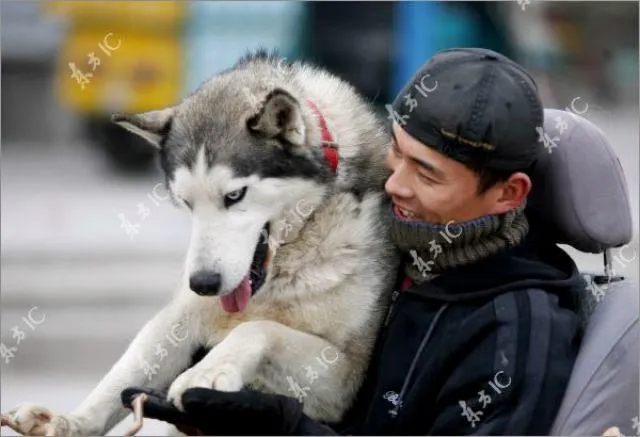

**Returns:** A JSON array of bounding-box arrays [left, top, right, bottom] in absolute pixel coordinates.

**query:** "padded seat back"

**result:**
[[525, 109, 637, 436]]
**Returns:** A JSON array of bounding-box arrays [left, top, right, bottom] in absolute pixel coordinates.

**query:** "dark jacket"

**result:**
[[319, 232, 585, 436]]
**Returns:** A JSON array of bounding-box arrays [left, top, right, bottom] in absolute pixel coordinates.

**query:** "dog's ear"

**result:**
[[247, 89, 305, 147], [111, 107, 174, 148]]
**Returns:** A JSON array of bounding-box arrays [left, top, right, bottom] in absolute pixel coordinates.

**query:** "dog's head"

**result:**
[[112, 54, 335, 312]]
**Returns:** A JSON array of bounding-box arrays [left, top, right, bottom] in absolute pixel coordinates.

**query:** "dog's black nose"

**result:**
[[189, 271, 222, 295]]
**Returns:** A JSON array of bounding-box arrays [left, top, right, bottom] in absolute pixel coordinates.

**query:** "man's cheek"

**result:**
[[417, 193, 442, 220], [426, 189, 457, 222]]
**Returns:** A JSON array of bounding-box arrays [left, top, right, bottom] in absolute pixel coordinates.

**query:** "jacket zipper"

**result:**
[[383, 290, 400, 327], [387, 304, 450, 419]]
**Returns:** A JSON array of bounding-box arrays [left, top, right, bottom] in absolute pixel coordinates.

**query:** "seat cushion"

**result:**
[[550, 279, 639, 436]]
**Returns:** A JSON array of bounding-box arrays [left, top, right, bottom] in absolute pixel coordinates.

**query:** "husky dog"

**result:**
[[1, 50, 399, 436]]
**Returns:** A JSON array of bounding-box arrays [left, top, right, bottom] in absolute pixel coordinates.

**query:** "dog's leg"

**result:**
[[167, 320, 366, 423], [2, 303, 201, 436]]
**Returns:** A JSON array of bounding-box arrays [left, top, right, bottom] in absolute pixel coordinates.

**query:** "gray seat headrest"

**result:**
[[527, 108, 633, 253]]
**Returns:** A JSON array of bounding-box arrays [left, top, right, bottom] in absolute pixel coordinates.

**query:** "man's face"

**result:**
[[385, 123, 530, 225]]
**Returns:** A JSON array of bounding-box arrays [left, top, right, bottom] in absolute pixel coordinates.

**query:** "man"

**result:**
[[122, 48, 584, 435]]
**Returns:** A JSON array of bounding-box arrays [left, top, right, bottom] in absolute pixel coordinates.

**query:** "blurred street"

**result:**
[[1, 1, 637, 436], [0, 139, 188, 435]]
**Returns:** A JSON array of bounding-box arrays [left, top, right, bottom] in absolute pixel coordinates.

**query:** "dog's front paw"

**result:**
[[167, 367, 213, 411], [1, 403, 84, 436], [168, 364, 243, 410], [209, 363, 244, 393]]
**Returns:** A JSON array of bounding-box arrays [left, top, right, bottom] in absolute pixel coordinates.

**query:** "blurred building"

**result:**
[[2, 1, 637, 151]]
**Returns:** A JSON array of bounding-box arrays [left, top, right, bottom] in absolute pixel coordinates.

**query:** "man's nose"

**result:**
[[189, 271, 222, 296], [385, 166, 413, 199]]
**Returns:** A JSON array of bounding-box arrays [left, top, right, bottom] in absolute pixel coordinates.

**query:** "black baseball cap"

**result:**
[[390, 48, 544, 171]]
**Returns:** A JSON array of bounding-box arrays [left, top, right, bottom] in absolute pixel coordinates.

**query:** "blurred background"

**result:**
[[1, 1, 638, 435]]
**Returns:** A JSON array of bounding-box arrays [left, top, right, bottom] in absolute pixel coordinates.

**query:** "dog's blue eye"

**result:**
[[224, 187, 247, 208]]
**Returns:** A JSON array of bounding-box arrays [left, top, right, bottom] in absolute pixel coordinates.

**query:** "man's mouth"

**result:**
[[392, 203, 420, 221], [219, 223, 270, 314]]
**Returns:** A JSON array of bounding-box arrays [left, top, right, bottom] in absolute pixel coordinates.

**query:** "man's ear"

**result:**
[[488, 172, 532, 215], [247, 89, 306, 147], [111, 107, 174, 148]]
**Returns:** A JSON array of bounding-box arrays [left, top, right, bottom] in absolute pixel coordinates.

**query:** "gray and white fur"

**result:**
[[3, 50, 400, 436]]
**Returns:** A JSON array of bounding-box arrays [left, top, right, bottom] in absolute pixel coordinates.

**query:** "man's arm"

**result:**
[[121, 387, 340, 436]]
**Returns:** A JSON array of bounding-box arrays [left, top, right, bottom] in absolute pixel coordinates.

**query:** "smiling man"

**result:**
[[121, 48, 585, 436], [334, 48, 584, 435]]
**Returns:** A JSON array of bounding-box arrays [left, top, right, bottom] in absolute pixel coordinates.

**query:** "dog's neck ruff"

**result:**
[[260, 101, 338, 282], [307, 100, 338, 174]]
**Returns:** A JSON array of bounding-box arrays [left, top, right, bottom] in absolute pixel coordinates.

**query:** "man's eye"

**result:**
[[224, 187, 248, 208], [419, 173, 436, 185]]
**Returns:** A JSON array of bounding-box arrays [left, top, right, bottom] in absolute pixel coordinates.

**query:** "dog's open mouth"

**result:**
[[219, 223, 270, 313]]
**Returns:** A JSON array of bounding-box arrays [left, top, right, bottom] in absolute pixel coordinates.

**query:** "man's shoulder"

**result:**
[[491, 287, 580, 322], [473, 287, 582, 337], [444, 288, 582, 364], [440, 288, 581, 401]]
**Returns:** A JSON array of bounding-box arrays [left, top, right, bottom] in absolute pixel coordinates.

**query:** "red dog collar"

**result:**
[[307, 100, 338, 174]]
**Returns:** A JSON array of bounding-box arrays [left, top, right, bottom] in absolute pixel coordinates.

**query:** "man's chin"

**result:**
[[409, 210, 445, 225]]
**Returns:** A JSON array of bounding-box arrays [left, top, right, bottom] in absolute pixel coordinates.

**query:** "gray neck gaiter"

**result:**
[[388, 202, 529, 283]]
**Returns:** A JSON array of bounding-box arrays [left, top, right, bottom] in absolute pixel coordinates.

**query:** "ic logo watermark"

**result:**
[[459, 369, 512, 428], [260, 198, 314, 252], [137, 319, 189, 382], [285, 346, 341, 402], [119, 183, 170, 240], [585, 244, 638, 303], [610, 243, 638, 274], [537, 97, 611, 154], [69, 33, 123, 90], [1, 307, 46, 365], [386, 73, 439, 127], [409, 220, 463, 278]]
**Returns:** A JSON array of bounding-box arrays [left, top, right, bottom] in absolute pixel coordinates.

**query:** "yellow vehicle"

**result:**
[[46, 1, 187, 172]]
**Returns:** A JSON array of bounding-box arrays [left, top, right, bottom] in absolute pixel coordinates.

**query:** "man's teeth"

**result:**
[[399, 207, 416, 218]]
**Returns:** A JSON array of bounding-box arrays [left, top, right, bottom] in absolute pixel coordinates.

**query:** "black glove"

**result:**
[[121, 387, 338, 436]]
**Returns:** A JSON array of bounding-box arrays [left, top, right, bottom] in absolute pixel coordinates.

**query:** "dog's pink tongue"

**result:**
[[219, 276, 251, 313]]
